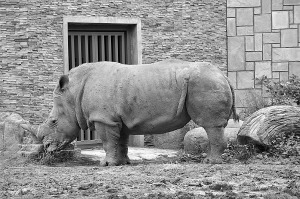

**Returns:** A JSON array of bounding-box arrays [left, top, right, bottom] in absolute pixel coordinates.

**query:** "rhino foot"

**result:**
[[100, 157, 131, 167], [100, 157, 118, 166], [100, 160, 117, 167]]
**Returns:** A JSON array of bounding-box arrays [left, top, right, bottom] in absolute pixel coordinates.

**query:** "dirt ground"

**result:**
[[0, 151, 300, 199]]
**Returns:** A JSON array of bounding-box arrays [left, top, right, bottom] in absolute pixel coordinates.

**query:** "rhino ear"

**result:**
[[59, 75, 69, 91]]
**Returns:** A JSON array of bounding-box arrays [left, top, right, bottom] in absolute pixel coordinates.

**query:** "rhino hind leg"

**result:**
[[96, 123, 129, 166], [203, 126, 226, 164], [186, 91, 231, 164]]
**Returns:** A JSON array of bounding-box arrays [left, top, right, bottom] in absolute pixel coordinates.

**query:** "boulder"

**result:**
[[183, 127, 208, 155], [0, 112, 29, 152], [184, 119, 243, 154], [238, 105, 300, 146]]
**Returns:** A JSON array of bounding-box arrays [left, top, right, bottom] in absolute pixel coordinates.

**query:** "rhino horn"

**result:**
[[19, 123, 43, 144]]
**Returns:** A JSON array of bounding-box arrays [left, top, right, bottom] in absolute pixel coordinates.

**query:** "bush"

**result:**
[[221, 132, 300, 164], [258, 74, 300, 106], [240, 75, 300, 120], [267, 132, 300, 159], [222, 140, 257, 163]]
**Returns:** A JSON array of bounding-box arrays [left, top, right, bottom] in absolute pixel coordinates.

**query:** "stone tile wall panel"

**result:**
[[273, 71, 280, 78], [237, 26, 254, 36], [263, 44, 272, 60], [237, 71, 254, 89], [254, 7, 262, 15], [294, 6, 300, 23], [289, 62, 300, 75], [245, 36, 254, 51], [284, 0, 300, 6], [273, 48, 300, 61], [281, 29, 298, 47], [246, 62, 255, 70], [236, 8, 253, 26], [227, 0, 300, 108], [273, 0, 284, 10], [228, 36, 245, 71], [227, 0, 261, 7], [262, 0, 272, 14], [263, 32, 280, 43], [227, 18, 236, 36], [280, 71, 289, 80], [273, 62, 289, 71], [255, 61, 272, 79], [2, 0, 227, 123], [254, 14, 272, 32], [246, 52, 262, 61], [272, 11, 289, 29], [255, 33, 263, 51]]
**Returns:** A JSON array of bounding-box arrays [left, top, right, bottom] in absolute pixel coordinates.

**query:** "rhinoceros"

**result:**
[[32, 59, 239, 165]]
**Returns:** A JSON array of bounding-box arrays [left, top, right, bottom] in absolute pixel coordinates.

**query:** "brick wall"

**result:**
[[227, 0, 300, 109], [0, 0, 226, 124]]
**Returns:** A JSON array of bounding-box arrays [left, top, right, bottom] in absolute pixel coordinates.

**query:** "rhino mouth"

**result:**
[[44, 140, 71, 152]]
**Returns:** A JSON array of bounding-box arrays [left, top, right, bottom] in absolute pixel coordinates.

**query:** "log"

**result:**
[[237, 105, 300, 146]]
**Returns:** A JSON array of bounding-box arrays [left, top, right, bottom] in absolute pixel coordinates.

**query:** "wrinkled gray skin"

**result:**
[[41, 59, 239, 165]]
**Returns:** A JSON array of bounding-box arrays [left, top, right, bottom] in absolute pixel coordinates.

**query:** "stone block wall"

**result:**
[[1, 0, 226, 124], [227, 0, 300, 109]]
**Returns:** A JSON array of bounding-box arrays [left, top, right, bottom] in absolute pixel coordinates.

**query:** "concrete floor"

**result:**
[[81, 147, 178, 161]]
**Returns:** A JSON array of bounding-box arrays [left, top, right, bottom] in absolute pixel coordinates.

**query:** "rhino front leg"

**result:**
[[204, 126, 226, 164], [96, 123, 122, 166], [118, 130, 130, 165]]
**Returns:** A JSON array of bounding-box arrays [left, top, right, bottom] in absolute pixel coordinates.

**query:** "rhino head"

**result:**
[[22, 75, 82, 152], [43, 75, 82, 152]]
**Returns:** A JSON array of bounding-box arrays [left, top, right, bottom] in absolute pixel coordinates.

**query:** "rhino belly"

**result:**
[[125, 109, 191, 135]]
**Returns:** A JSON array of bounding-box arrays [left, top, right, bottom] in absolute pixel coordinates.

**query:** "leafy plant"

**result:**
[[267, 132, 300, 159], [240, 75, 300, 120], [257, 74, 300, 106], [222, 140, 257, 163]]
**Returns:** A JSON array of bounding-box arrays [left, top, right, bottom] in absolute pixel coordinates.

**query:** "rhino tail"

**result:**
[[228, 79, 239, 122]]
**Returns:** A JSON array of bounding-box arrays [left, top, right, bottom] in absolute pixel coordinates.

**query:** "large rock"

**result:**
[[183, 127, 208, 155], [238, 105, 300, 146], [184, 119, 243, 154], [0, 112, 28, 152]]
